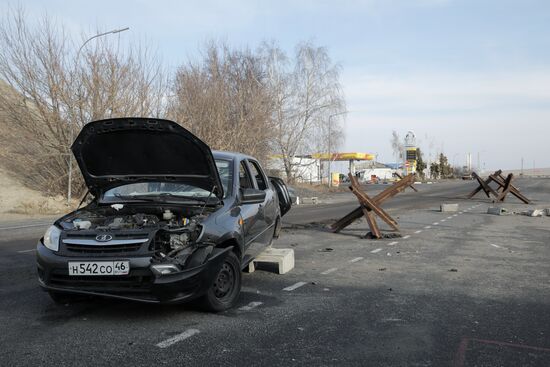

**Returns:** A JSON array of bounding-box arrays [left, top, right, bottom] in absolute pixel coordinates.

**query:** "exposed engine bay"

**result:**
[[59, 204, 215, 270]]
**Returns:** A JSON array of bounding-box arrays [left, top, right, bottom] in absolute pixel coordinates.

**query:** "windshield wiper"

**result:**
[[111, 193, 218, 204], [157, 193, 221, 205], [111, 193, 158, 202]]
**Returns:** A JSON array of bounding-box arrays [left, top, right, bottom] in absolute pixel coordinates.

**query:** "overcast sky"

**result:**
[[4, 0, 550, 171]]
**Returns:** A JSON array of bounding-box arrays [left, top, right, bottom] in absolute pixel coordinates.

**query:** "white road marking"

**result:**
[[156, 329, 200, 348], [321, 267, 338, 275], [17, 249, 35, 253], [283, 281, 307, 291], [459, 211, 463, 214], [370, 248, 382, 253], [441, 219, 446, 222], [349, 257, 364, 263], [490, 244, 502, 249], [414, 230, 422, 234], [0, 222, 51, 231], [424, 226, 431, 229], [239, 301, 263, 311], [453, 214, 458, 217], [402, 235, 411, 239], [388, 241, 399, 246], [433, 222, 439, 225], [447, 216, 453, 219]]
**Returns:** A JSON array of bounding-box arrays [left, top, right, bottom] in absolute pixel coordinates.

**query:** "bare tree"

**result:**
[[168, 43, 273, 162], [262, 41, 346, 182], [0, 7, 168, 198]]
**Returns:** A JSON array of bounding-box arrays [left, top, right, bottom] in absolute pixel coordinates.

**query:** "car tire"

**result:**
[[48, 291, 79, 304], [200, 251, 241, 312]]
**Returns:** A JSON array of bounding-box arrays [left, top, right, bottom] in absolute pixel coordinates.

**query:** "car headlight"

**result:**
[[150, 264, 181, 275], [43, 225, 61, 252]]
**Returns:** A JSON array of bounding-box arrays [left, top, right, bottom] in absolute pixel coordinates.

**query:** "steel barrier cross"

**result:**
[[331, 173, 416, 239], [467, 170, 530, 204]]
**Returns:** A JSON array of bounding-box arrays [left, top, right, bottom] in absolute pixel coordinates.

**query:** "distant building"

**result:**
[[266, 155, 321, 183], [355, 161, 396, 181], [267, 152, 375, 183]]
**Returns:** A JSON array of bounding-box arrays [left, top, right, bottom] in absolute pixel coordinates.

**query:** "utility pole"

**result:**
[[67, 27, 129, 205], [327, 111, 347, 187], [521, 157, 524, 176]]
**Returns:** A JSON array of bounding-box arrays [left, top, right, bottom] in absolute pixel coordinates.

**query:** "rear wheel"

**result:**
[[200, 251, 241, 312]]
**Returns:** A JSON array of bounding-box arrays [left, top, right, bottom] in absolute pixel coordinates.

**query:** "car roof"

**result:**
[[212, 150, 258, 162]]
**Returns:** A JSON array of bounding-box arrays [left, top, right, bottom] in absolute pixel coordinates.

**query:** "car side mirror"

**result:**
[[240, 188, 266, 204]]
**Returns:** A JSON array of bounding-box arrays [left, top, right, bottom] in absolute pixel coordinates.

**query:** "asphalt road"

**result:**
[[283, 180, 477, 225], [1, 178, 549, 366]]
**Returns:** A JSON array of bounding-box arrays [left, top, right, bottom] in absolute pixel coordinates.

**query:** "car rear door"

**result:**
[[247, 159, 277, 242], [269, 176, 292, 216], [238, 160, 266, 258]]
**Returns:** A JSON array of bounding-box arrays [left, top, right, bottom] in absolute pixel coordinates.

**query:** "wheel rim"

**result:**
[[212, 262, 235, 299]]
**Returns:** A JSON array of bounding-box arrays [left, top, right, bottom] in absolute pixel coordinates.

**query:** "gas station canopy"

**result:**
[[311, 152, 375, 161]]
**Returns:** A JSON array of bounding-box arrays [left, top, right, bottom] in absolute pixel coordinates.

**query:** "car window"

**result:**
[[215, 159, 232, 198], [248, 160, 267, 190], [102, 182, 211, 198], [239, 161, 253, 189]]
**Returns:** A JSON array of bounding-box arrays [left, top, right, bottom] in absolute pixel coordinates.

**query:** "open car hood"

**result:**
[[71, 118, 223, 199]]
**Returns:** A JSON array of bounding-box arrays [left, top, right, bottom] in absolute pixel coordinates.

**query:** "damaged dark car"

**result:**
[[36, 118, 292, 311]]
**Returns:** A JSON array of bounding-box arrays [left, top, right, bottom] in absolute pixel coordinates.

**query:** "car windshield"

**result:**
[[102, 159, 233, 200]]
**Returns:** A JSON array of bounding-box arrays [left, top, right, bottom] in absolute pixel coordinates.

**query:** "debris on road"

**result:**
[[486, 207, 547, 217], [448, 268, 458, 272], [522, 209, 544, 217], [317, 247, 334, 252], [362, 232, 401, 239], [487, 207, 510, 215]]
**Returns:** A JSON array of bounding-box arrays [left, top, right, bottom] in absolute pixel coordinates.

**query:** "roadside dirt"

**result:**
[[0, 168, 72, 220]]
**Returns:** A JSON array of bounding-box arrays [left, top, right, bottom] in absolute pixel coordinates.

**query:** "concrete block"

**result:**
[[526, 209, 543, 217], [440, 203, 459, 212], [487, 207, 508, 215], [546, 208, 550, 216], [246, 261, 255, 273], [253, 248, 294, 274], [301, 197, 318, 205]]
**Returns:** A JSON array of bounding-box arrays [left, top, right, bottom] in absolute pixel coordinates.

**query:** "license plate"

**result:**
[[68, 261, 130, 276]]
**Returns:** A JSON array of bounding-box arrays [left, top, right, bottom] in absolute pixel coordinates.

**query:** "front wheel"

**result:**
[[200, 251, 241, 312]]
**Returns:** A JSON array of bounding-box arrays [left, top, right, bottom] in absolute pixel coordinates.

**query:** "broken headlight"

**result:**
[[150, 264, 181, 275], [43, 225, 61, 252]]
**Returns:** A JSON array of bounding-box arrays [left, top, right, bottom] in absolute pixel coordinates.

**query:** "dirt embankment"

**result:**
[[0, 168, 71, 220]]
